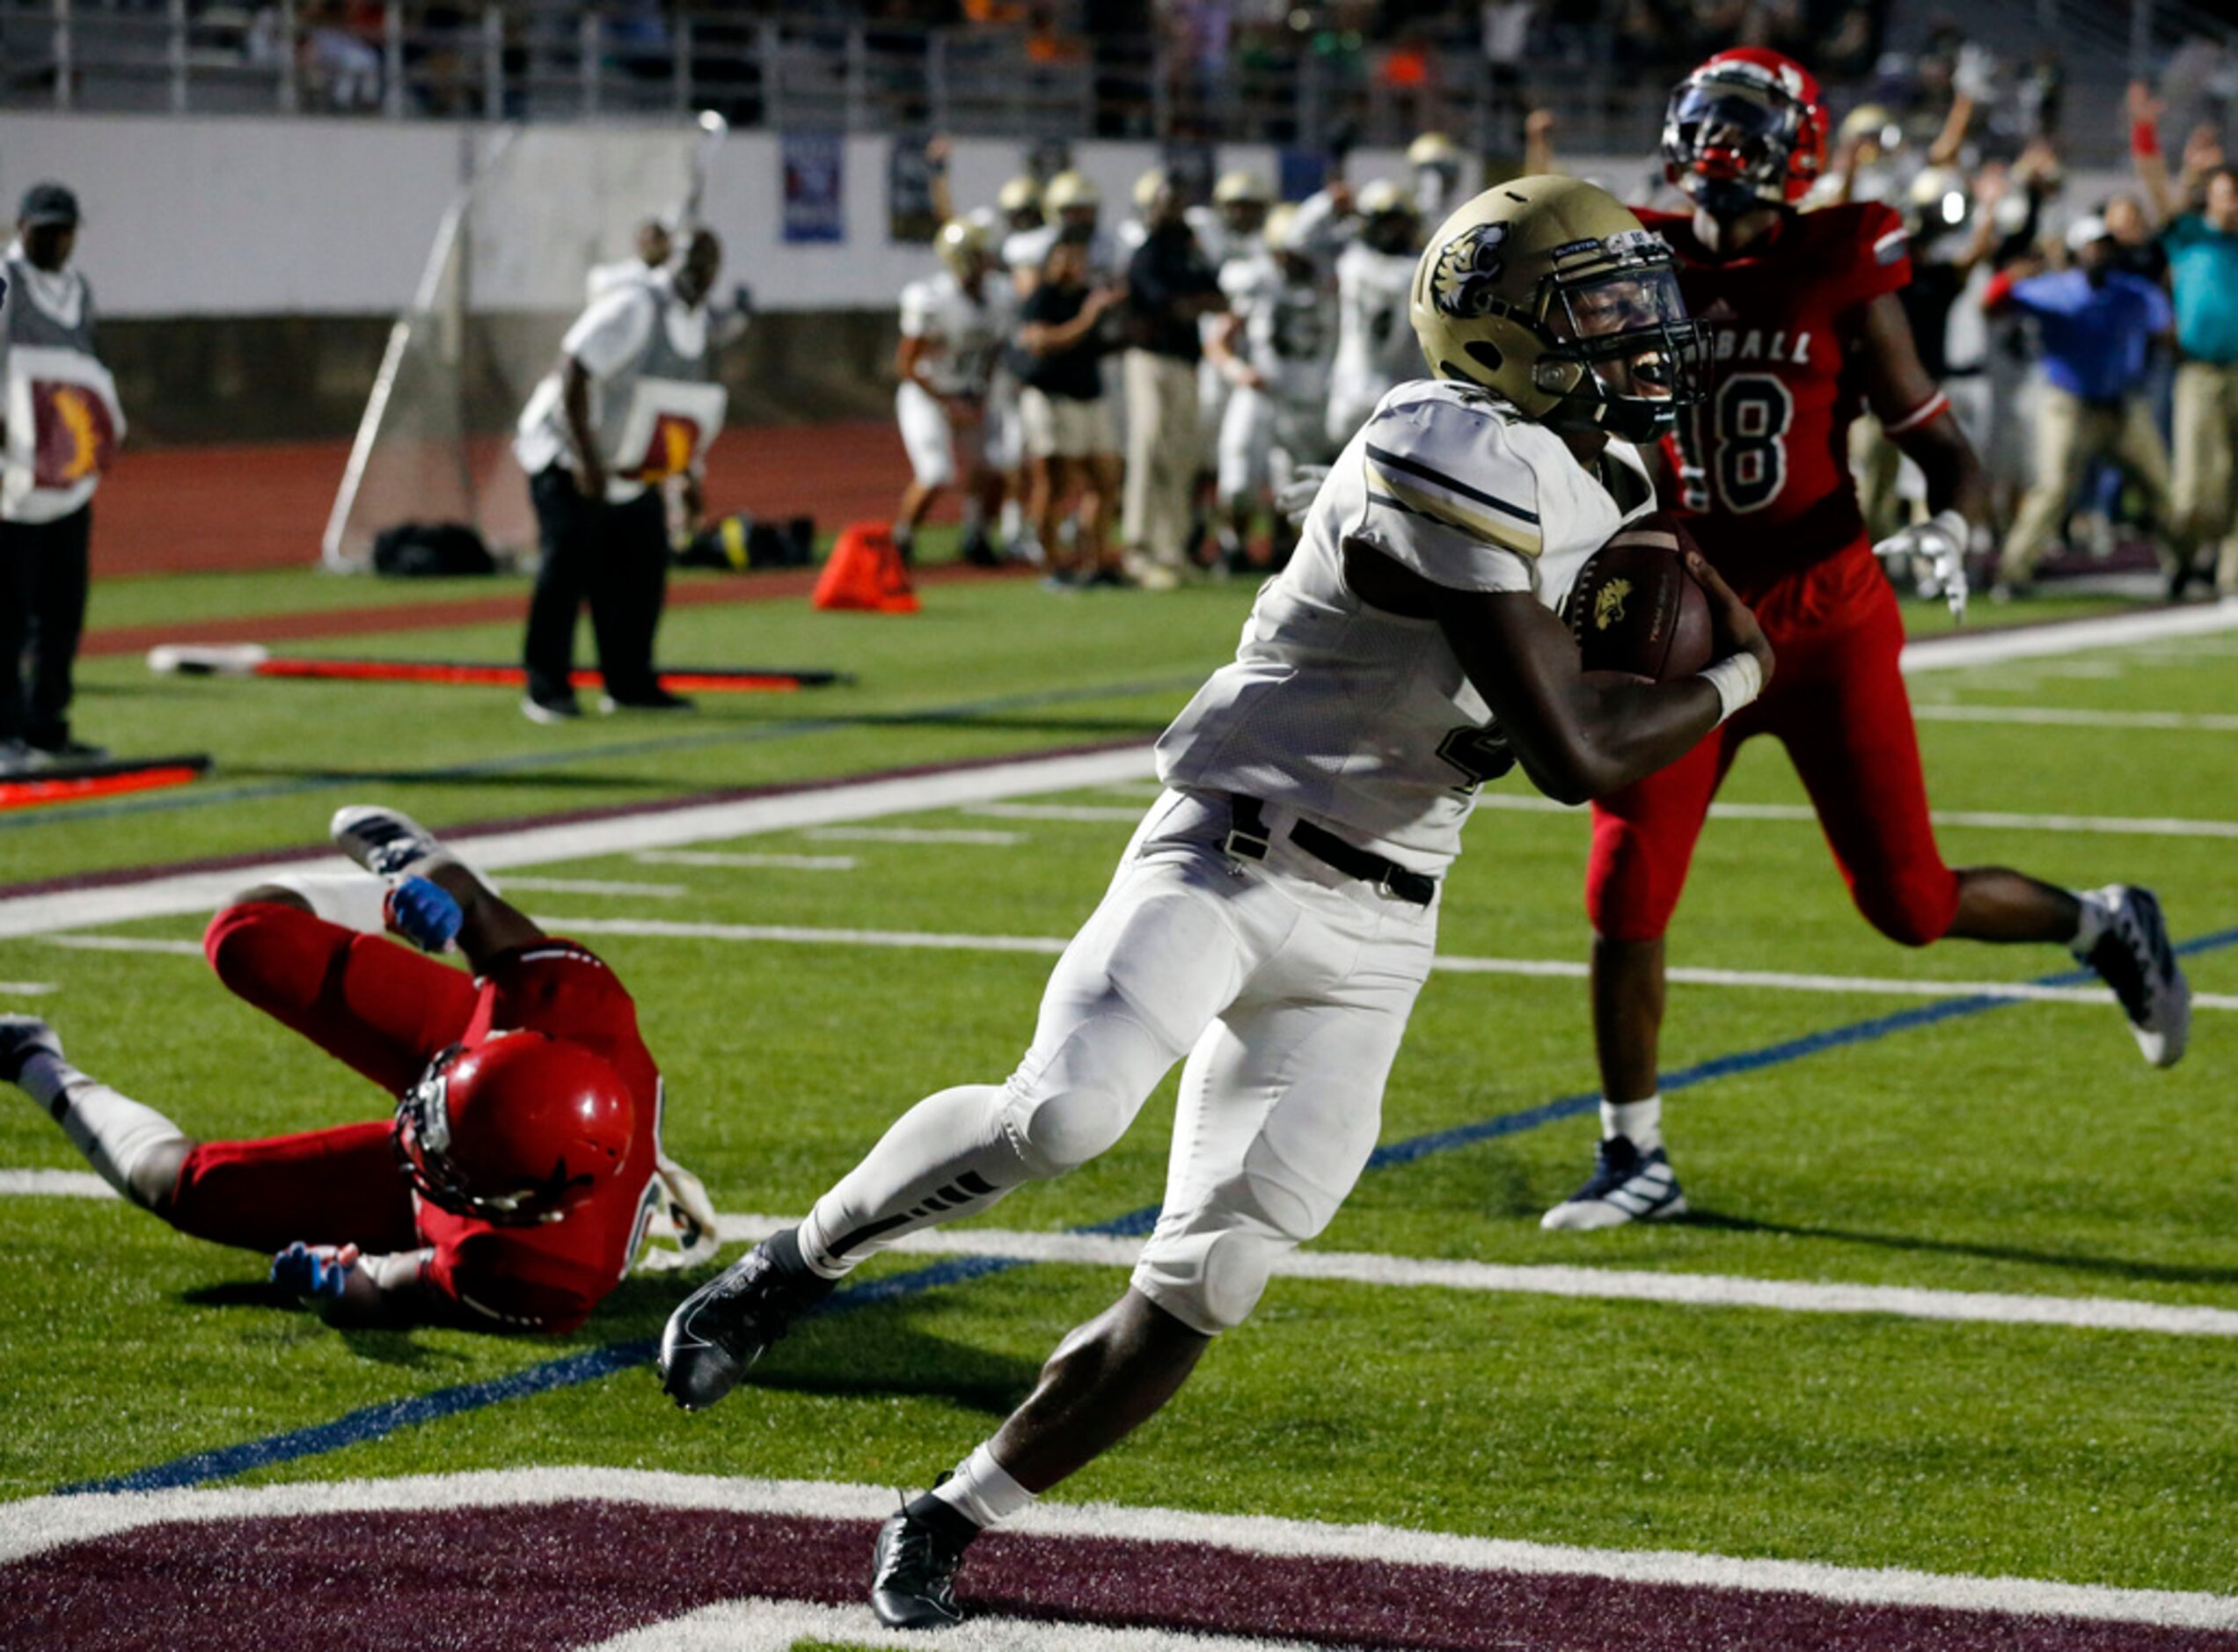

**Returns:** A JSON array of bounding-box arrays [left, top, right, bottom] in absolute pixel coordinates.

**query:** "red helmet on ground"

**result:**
[[1662, 48, 1829, 215], [393, 1033, 633, 1225]]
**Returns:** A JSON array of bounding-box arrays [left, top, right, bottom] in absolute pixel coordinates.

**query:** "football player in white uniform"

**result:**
[[894, 220, 1013, 567], [1408, 131, 1467, 221], [1205, 202, 1339, 569], [1191, 172, 1276, 534], [658, 177, 1767, 1630], [1327, 179, 1427, 445], [1005, 170, 1112, 296]]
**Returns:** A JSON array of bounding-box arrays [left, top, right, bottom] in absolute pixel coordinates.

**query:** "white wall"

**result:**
[[0, 113, 2132, 319], [0, 113, 1446, 318]]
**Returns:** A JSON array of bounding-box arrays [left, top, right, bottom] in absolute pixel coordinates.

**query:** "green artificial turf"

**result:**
[[2, 565, 2234, 1601]]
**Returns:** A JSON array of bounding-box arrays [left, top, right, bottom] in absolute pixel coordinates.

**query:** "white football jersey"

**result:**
[[898, 272, 1012, 398], [1331, 241, 1424, 394], [1157, 380, 1654, 874], [1225, 253, 1337, 411]]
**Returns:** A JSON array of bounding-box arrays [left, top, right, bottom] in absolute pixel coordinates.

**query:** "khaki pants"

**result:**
[[2173, 359, 2238, 594], [1122, 348, 1201, 570], [1999, 385, 2187, 583]]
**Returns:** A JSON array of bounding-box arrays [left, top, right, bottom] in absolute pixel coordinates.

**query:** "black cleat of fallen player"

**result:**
[[657, 1227, 835, 1410], [870, 1495, 976, 1629]]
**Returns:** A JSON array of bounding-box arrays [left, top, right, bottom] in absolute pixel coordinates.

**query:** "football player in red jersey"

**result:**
[[1541, 48, 2192, 1230], [0, 806, 713, 1329]]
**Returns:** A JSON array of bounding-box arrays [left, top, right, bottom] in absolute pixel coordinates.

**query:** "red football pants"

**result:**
[[1585, 559, 1961, 949], [165, 902, 481, 1252]]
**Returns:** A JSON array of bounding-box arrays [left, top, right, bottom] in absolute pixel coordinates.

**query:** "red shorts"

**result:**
[[173, 903, 479, 1252], [1585, 543, 1960, 948]]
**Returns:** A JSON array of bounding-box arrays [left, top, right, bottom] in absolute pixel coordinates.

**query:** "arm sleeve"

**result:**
[[1347, 396, 1543, 593], [898, 281, 935, 340], [1842, 204, 1914, 309], [561, 288, 655, 378]]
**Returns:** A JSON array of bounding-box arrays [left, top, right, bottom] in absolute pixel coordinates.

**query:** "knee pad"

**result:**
[[1132, 1148, 1342, 1334], [998, 1013, 1168, 1180], [1585, 817, 1682, 944], [1852, 863, 1959, 949]]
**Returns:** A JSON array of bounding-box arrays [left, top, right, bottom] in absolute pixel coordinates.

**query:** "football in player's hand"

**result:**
[[1566, 513, 1716, 683]]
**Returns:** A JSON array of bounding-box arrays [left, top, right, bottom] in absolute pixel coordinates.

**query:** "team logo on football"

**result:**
[[1593, 578, 1631, 630], [1430, 221, 1510, 318]]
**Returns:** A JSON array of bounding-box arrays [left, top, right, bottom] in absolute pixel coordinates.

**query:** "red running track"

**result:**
[[91, 422, 915, 579]]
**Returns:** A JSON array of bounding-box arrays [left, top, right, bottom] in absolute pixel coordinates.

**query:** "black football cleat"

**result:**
[[870, 1501, 974, 1629], [2080, 884, 2190, 1068], [657, 1228, 834, 1410]]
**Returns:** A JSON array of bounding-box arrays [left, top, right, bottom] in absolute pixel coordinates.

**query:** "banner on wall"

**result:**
[[782, 133, 845, 245], [1277, 147, 1328, 202], [888, 138, 940, 244]]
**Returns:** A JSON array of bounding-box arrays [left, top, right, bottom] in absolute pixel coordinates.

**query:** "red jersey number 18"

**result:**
[[1678, 372, 1795, 516]]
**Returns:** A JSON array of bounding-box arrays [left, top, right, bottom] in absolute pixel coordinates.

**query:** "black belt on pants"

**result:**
[[1224, 795, 1437, 906]]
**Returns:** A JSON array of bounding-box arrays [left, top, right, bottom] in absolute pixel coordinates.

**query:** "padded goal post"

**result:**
[[321, 124, 707, 573]]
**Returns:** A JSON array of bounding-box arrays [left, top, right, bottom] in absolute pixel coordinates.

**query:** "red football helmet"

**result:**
[[393, 1033, 633, 1225], [1662, 48, 1829, 214]]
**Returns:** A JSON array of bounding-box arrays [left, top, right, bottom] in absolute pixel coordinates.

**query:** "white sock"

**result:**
[[1602, 1095, 1663, 1153], [254, 872, 391, 934], [794, 1083, 1024, 1280], [19, 1052, 189, 1210], [999, 499, 1022, 540], [2070, 888, 2111, 958], [929, 1443, 1037, 1531]]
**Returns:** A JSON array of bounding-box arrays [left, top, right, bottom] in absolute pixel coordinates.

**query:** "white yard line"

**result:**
[[0, 747, 1148, 941], [0, 1168, 114, 1197], [0, 1468, 2228, 1628], [6, 1165, 2233, 1336], [1472, 790, 2238, 839], [1897, 602, 2238, 671], [0, 980, 56, 996], [31, 911, 2237, 1012], [1911, 704, 2238, 732], [633, 851, 859, 871], [970, 802, 1146, 822], [45, 935, 206, 956], [492, 877, 687, 898], [807, 826, 1026, 844], [516, 919, 2238, 1011], [670, 1212, 2238, 1341]]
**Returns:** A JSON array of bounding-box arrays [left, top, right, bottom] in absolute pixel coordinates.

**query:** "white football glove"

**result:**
[[1872, 508, 1971, 622], [1274, 465, 1331, 528]]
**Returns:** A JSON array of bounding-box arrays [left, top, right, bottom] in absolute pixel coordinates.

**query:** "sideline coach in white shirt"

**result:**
[[513, 230, 727, 724]]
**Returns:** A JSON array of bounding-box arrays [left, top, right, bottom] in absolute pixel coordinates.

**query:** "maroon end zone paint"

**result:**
[[1, 1502, 2227, 1652]]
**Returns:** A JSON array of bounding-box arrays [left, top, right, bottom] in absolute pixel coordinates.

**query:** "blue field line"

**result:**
[[58, 920, 2238, 1498]]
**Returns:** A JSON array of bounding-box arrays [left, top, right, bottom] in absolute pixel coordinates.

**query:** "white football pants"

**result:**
[[796, 790, 1438, 1334], [897, 380, 985, 490]]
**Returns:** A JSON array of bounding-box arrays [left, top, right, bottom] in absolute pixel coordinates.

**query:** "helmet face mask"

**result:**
[[1663, 50, 1827, 216], [1542, 264, 1708, 442]]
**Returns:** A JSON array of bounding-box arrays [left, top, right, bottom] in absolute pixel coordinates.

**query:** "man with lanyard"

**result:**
[[0, 183, 123, 771], [513, 230, 727, 726]]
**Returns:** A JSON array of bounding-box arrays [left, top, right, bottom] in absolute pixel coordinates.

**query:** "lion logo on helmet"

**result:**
[[1430, 221, 1511, 319]]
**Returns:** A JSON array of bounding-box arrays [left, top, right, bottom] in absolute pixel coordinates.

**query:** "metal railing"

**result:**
[[0, 3, 1688, 156], [4, 3, 2224, 162]]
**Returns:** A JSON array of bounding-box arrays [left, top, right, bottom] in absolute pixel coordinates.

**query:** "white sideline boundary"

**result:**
[[488, 876, 688, 899], [5, 1171, 2230, 1341], [0, 981, 55, 996], [1, 1467, 2230, 1629], [0, 748, 1153, 942], [2, 604, 2230, 946], [1472, 790, 2238, 839]]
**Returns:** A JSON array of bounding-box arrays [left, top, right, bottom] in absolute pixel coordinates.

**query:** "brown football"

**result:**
[[1566, 512, 1716, 683]]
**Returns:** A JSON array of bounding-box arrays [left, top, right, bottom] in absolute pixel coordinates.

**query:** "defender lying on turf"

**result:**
[[657, 178, 1771, 1629], [1, 807, 712, 1332]]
